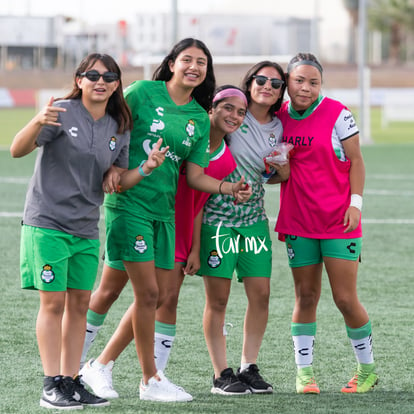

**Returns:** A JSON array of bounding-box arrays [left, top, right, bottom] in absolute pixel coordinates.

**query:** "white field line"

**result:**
[[1, 176, 413, 223], [0, 177, 31, 184]]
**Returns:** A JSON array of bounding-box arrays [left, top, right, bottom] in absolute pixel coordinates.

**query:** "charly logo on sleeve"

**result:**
[[41, 264, 55, 283]]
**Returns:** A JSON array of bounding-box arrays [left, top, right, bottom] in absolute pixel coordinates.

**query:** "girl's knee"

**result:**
[[206, 296, 229, 313], [334, 295, 358, 317], [296, 291, 319, 310]]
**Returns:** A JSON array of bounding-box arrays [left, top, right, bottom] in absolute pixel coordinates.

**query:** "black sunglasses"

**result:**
[[80, 70, 119, 83], [252, 75, 284, 90]]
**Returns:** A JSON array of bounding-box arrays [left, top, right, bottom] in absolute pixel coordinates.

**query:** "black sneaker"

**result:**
[[211, 368, 251, 395], [40, 375, 83, 410], [60, 375, 110, 407], [237, 364, 273, 394]]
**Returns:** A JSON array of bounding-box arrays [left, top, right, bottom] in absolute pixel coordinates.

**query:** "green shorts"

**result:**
[[105, 207, 175, 270], [284, 235, 362, 268], [20, 225, 100, 291], [198, 220, 272, 281]]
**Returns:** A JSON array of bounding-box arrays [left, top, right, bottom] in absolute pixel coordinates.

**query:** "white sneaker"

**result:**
[[139, 371, 193, 402], [79, 359, 119, 399]]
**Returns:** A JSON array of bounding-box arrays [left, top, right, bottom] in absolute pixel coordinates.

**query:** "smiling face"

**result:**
[[249, 66, 284, 109], [210, 96, 247, 136], [76, 60, 120, 105], [287, 64, 322, 112], [168, 46, 208, 90]]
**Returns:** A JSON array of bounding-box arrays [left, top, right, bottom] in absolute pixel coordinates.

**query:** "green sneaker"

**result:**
[[341, 363, 378, 393], [296, 367, 320, 394]]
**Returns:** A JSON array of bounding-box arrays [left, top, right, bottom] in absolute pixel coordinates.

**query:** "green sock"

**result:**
[[155, 320, 176, 336], [87, 309, 107, 326]]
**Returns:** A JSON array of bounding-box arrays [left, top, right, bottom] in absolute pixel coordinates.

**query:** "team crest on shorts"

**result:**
[[287, 243, 295, 260], [207, 250, 221, 268], [41, 264, 55, 284], [109, 136, 117, 151], [134, 235, 148, 254]]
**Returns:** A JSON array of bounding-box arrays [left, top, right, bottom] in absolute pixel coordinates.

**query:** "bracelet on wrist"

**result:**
[[218, 179, 225, 195], [350, 194, 363, 211], [138, 160, 152, 177]]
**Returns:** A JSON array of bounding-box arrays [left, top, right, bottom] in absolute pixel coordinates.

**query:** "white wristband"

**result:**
[[350, 194, 363, 211]]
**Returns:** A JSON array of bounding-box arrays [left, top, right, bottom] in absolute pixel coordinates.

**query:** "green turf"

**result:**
[[0, 143, 413, 413], [0, 108, 36, 148], [353, 106, 414, 144]]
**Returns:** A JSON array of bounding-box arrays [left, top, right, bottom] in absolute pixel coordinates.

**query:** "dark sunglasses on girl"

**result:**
[[252, 75, 284, 90], [80, 70, 119, 83]]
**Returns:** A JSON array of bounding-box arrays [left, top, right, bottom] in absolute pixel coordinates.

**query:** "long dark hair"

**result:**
[[63, 53, 133, 134], [240, 60, 286, 115], [152, 38, 216, 111]]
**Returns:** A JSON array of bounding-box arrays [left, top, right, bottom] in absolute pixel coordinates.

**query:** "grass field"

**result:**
[[0, 112, 413, 413]]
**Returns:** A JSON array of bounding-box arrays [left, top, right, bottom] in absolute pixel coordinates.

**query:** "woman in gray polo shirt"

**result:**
[[10, 53, 166, 411]]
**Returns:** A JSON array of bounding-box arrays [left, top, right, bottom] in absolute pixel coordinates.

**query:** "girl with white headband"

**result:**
[[275, 52, 378, 394], [198, 60, 290, 395]]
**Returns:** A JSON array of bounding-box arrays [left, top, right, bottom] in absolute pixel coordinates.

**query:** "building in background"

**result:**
[[0, 15, 60, 70], [0, 13, 314, 70], [131, 13, 312, 58], [2, 7, 412, 71]]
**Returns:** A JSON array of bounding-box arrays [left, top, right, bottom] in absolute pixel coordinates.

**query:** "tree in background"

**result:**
[[343, 0, 414, 64], [369, 0, 414, 63]]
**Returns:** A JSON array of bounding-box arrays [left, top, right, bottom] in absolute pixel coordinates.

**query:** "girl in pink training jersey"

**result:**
[[275, 52, 378, 394], [79, 85, 248, 400], [154, 86, 248, 371]]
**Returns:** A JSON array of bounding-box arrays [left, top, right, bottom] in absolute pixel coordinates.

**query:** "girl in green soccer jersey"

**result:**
[[10, 53, 167, 410], [198, 61, 290, 395], [80, 39, 250, 403]]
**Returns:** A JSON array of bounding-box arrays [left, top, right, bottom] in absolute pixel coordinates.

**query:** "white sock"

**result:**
[[240, 362, 252, 372], [154, 332, 175, 372], [91, 359, 106, 369], [350, 334, 374, 364], [81, 323, 102, 366], [292, 335, 314, 368]]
